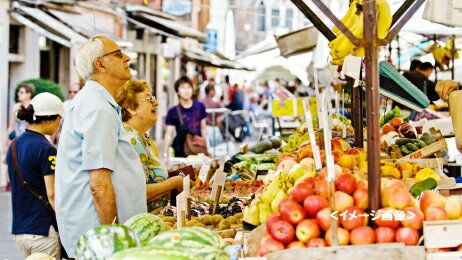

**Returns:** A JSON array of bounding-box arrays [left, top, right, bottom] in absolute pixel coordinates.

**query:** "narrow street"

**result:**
[[0, 190, 22, 260]]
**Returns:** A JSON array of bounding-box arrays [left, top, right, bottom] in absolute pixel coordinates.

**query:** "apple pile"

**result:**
[[257, 173, 462, 256]]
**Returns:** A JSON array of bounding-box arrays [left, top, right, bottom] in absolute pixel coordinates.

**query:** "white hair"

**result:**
[[75, 34, 108, 80]]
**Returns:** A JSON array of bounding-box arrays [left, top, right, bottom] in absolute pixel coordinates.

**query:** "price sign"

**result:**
[[272, 99, 295, 116], [211, 170, 226, 202], [176, 191, 188, 228], [183, 175, 190, 197], [198, 158, 212, 183]]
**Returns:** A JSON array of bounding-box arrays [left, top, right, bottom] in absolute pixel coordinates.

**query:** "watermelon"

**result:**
[[108, 246, 203, 260], [147, 227, 229, 260], [124, 213, 166, 246], [75, 224, 140, 260]]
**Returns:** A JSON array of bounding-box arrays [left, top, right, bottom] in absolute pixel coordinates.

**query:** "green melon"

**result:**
[[108, 246, 203, 260], [75, 224, 140, 260], [147, 227, 229, 260], [124, 213, 166, 246]]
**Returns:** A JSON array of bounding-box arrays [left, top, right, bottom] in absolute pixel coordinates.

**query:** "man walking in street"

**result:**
[[55, 35, 146, 258]]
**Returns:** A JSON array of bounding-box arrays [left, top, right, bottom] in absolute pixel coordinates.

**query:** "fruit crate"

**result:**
[[264, 244, 425, 260], [423, 220, 462, 260]]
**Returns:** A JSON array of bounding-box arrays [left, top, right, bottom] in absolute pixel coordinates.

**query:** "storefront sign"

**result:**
[[205, 29, 218, 52], [162, 0, 192, 16]]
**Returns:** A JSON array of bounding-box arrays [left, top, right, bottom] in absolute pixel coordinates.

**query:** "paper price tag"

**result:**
[[272, 99, 295, 116], [303, 98, 322, 170], [176, 191, 188, 228], [183, 175, 190, 197], [198, 158, 211, 183], [211, 170, 226, 202]]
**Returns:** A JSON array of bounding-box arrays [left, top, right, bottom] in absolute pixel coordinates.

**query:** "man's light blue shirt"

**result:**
[[55, 80, 147, 257]]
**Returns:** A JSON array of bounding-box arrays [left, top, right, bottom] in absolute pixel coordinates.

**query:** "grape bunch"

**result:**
[[281, 131, 310, 153]]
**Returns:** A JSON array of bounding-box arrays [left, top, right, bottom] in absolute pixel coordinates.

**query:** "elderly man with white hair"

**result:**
[[55, 35, 146, 257]]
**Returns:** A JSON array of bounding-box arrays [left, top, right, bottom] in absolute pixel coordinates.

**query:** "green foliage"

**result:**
[[380, 106, 403, 126], [15, 78, 65, 102]]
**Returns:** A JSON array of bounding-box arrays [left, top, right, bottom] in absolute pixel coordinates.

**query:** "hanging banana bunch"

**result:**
[[329, 0, 392, 66], [430, 40, 460, 71]]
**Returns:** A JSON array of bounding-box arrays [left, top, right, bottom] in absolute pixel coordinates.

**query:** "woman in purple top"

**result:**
[[164, 76, 208, 160]]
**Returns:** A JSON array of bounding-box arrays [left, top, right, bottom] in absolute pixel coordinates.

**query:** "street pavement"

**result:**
[[0, 190, 22, 260]]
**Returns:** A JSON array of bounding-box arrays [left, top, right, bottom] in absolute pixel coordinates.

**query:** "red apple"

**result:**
[[302, 176, 316, 190], [266, 212, 282, 233], [258, 236, 285, 256], [334, 191, 354, 212], [420, 191, 446, 212], [401, 207, 424, 230], [270, 220, 295, 244], [395, 227, 420, 246], [340, 206, 366, 230], [307, 237, 327, 247], [279, 198, 307, 225], [357, 180, 368, 190], [374, 207, 400, 228], [259, 232, 272, 247], [315, 177, 328, 198], [425, 205, 449, 221], [316, 207, 334, 231], [295, 219, 321, 243], [335, 173, 357, 195], [325, 227, 350, 246], [304, 195, 329, 218], [350, 226, 375, 245], [290, 182, 314, 203], [286, 241, 306, 249], [375, 227, 395, 243], [353, 188, 368, 210]]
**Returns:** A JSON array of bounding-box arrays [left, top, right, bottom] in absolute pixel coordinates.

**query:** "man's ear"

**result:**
[[93, 58, 107, 73]]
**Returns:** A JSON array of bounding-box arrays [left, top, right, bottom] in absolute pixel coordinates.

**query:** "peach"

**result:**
[[325, 227, 350, 246], [332, 150, 344, 163], [445, 197, 462, 219], [374, 207, 400, 228], [346, 147, 367, 166], [420, 191, 446, 212], [334, 191, 354, 212], [353, 188, 369, 210], [331, 137, 346, 152], [401, 207, 424, 230], [300, 157, 315, 172], [357, 180, 368, 190], [350, 226, 375, 245], [297, 146, 313, 162], [337, 155, 357, 169], [388, 187, 414, 210], [425, 205, 449, 221]]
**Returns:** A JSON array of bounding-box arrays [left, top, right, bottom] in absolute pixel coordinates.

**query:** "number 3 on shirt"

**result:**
[[48, 156, 56, 170]]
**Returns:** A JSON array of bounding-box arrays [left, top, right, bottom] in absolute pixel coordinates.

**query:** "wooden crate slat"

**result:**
[[423, 220, 462, 249]]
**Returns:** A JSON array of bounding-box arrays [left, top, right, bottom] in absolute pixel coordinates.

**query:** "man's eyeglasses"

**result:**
[[140, 95, 156, 104], [100, 49, 124, 59]]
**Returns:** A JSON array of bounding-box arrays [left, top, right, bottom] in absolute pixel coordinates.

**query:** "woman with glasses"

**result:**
[[116, 79, 185, 212]]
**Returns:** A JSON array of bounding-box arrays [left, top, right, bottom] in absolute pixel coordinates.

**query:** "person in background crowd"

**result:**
[[164, 76, 208, 161], [63, 83, 82, 113], [402, 59, 422, 78], [199, 77, 216, 101], [55, 35, 147, 258], [404, 62, 439, 102], [225, 75, 234, 103], [116, 79, 185, 212], [6, 93, 65, 259], [3, 83, 35, 191], [227, 84, 244, 111], [203, 85, 225, 146]]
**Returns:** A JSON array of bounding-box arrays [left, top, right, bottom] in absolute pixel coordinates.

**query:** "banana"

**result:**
[[376, 0, 392, 39], [333, 0, 359, 35], [271, 189, 288, 212]]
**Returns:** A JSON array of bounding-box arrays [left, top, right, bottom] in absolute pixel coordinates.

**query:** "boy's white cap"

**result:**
[[30, 92, 66, 119]]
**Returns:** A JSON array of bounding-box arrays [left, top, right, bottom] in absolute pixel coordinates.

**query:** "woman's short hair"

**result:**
[[75, 34, 108, 80], [116, 79, 152, 122], [174, 76, 193, 93], [18, 83, 35, 95]]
